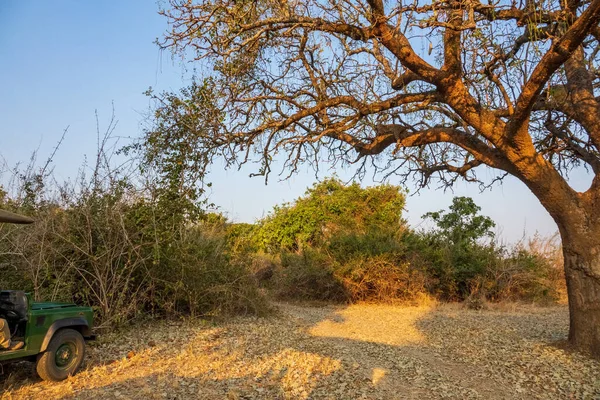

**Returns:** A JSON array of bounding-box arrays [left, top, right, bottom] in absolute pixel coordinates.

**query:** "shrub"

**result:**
[[0, 132, 269, 326], [145, 221, 269, 318], [404, 231, 565, 304], [275, 250, 347, 302], [326, 230, 405, 263], [255, 177, 406, 252], [262, 192, 565, 306], [277, 250, 344, 301], [335, 254, 427, 303], [483, 236, 565, 303]]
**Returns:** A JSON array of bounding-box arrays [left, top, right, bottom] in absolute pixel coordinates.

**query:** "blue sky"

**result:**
[[1, 0, 586, 242]]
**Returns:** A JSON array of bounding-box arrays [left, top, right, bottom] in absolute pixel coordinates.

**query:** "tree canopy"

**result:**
[[424, 196, 495, 246], [157, 0, 600, 192]]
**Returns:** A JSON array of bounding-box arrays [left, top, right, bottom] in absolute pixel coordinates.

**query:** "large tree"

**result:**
[[156, 0, 600, 355]]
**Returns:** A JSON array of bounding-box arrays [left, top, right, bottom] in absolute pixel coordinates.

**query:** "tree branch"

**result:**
[[340, 125, 513, 173], [443, 7, 463, 76], [366, 0, 443, 83], [509, 0, 600, 135]]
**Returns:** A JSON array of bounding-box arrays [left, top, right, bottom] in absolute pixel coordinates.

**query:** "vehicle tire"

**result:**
[[36, 329, 85, 381]]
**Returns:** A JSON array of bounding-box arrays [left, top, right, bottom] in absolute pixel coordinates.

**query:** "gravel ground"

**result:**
[[1, 302, 599, 399]]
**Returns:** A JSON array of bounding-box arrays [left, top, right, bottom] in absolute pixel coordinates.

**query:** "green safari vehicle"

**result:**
[[0, 210, 95, 381]]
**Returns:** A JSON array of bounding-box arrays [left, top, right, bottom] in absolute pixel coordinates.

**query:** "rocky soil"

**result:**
[[1, 302, 599, 399]]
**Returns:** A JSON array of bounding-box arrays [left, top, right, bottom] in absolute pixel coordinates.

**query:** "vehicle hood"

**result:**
[[31, 302, 78, 310]]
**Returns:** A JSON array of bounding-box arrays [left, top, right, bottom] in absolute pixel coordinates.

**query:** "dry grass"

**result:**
[[1, 302, 599, 399]]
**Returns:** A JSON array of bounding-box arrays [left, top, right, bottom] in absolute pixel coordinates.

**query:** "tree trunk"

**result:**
[[562, 231, 600, 357]]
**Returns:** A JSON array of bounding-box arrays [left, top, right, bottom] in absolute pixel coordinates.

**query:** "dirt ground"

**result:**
[[1, 302, 599, 399]]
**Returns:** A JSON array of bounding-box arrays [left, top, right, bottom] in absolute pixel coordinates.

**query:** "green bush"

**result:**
[[272, 248, 429, 304], [266, 194, 565, 305], [143, 221, 269, 318], [403, 198, 565, 303], [326, 230, 405, 263], [275, 250, 348, 302], [255, 177, 406, 252], [403, 231, 498, 300]]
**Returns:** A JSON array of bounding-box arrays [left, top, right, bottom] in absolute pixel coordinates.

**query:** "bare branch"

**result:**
[[510, 0, 600, 134]]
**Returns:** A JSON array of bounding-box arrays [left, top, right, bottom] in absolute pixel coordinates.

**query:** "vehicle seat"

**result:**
[[0, 291, 28, 321]]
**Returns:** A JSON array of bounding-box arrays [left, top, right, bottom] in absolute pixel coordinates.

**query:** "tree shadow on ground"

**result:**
[[1, 303, 597, 399]]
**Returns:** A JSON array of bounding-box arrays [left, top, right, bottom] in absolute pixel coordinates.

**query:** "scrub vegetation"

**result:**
[[0, 139, 564, 328], [234, 178, 565, 306]]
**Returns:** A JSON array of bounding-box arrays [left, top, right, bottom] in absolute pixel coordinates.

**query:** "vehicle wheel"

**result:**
[[36, 329, 85, 381]]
